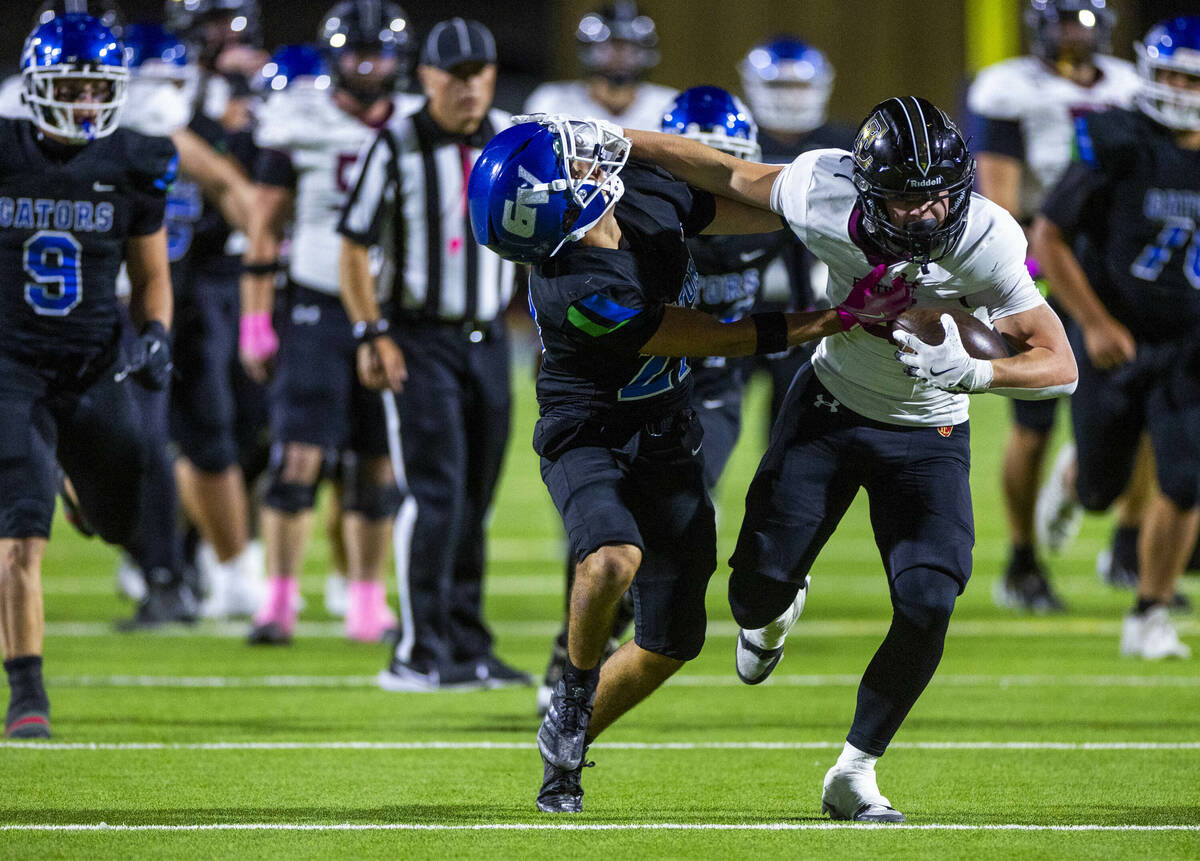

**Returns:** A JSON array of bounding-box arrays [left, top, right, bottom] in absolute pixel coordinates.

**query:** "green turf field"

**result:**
[[1, 363, 1197, 860]]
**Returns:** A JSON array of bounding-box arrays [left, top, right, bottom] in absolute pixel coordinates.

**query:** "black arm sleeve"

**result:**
[[254, 147, 298, 190], [970, 115, 1024, 160], [1039, 161, 1109, 236]]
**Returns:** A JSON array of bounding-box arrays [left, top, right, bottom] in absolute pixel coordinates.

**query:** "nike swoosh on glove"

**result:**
[[893, 313, 994, 393], [835, 264, 916, 331]]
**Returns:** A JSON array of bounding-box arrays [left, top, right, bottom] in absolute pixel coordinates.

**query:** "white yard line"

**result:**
[[2, 741, 1198, 751], [40, 619, 1200, 638], [0, 822, 1196, 832], [41, 673, 1200, 689]]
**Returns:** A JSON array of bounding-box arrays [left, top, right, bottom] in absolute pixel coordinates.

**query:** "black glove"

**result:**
[[124, 320, 173, 391]]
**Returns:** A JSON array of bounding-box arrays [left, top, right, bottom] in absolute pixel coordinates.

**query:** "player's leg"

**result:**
[[727, 367, 859, 682], [324, 462, 349, 618], [450, 325, 528, 685], [691, 359, 747, 491], [1099, 436, 1155, 591], [340, 389, 401, 643], [1121, 362, 1200, 659], [378, 329, 475, 691], [822, 421, 974, 823], [0, 358, 57, 738], [170, 284, 252, 616], [997, 399, 1066, 612]]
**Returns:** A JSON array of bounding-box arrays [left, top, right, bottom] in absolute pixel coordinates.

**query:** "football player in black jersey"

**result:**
[[470, 115, 916, 812], [0, 13, 182, 738], [1031, 16, 1200, 660]]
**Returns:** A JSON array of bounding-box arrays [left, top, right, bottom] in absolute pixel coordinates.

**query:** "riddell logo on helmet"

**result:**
[[906, 177, 944, 188]]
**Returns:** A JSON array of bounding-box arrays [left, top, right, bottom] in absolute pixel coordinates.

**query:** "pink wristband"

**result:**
[[835, 306, 858, 331], [240, 312, 278, 361]]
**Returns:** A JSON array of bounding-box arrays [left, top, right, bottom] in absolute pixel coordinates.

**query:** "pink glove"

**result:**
[[239, 312, 279, 362], [835, 264, 916, 331]]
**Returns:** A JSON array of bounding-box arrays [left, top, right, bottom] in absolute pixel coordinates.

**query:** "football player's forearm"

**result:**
[[624, 129, 776, 209], [639, 307, 839, 357], [240, 214, 280, 316], [987, 347, 1078, 396], [975, 153, 1023, 219], [127, 228, 173, 329], [1029, 216, 1109, 327], [339, 237, 381, 324], [172, 128, 251, 231]]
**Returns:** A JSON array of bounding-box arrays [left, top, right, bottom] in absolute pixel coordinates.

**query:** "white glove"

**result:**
[[893, 313, 994, 393]]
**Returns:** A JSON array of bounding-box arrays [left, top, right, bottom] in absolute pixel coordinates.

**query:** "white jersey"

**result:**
[[255, 85, 420, 295], [770, 149, 1045, 427], [523, 80, 676, 131], [0, 76, 25, 119], [967, 54, 1139, 216], [120, 78, 192, 137]]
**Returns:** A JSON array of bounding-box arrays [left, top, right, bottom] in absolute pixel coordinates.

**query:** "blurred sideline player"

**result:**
[[967, 0, 1140, 612], [241, 3, 415, 645], [1030, 15, 1200, 659], [1, 13, 180, 736], [626, 96, 1077, 819], [471, 113, 915, 812], [523, 2, 675, 130], [738, 35, 854, 424]]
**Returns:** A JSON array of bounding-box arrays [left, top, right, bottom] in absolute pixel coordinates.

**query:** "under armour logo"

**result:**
[[814, 394, 840, 412]]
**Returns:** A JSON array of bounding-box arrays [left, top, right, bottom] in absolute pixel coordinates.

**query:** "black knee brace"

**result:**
[[342, 481, 404, 520], [264, 469, 318, 514]]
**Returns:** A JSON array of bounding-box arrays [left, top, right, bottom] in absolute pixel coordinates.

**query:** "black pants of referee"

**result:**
[[386, 318, 511, 673]]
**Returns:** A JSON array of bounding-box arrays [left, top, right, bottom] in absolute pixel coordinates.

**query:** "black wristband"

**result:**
[[140, 320, 168, 340], [242, 260, 282, 276], [752, 312, 788, 356], [352, 318, 390, 345]]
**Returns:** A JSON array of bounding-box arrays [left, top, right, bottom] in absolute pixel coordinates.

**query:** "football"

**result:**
[[891, 307, 1014, 360]]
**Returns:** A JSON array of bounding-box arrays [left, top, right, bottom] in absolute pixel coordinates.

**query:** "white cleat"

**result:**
[[735, 577, 809, 685], [198, 545, 264, 619], [1121, 607, 1191, 660], [324, 573, 349, 618], [1035, 443, 1083, 553], [821, 764, 906, 823]]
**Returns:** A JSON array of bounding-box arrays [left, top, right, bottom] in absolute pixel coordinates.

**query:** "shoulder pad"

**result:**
[[119, 129, 179, 195], [256, 86, 331, 150], [967, 58, 1039, 121]]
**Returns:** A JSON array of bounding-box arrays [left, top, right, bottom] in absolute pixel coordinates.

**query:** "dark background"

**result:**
[[3, 0, 1197, 121]]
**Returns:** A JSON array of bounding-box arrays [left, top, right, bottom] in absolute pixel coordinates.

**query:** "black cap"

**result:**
[[420, 17, 496, 69]]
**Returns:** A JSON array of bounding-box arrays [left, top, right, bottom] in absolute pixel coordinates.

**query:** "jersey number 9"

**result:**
[[24, 231, 83, 317]]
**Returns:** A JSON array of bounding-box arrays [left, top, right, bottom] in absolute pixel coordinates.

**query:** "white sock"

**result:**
[[835, 741, 878, 772]]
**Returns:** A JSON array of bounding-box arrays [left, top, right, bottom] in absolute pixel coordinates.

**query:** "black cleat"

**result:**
[[247, 621, 292, 646], [537, 750, 593, 813], [1097, 547, 1139, 590], [537, 678, 595, 771], [5, 696, 50, 739], [476, 655, 533, 689], [994, 561, 1066, 614], [116, 572, 199, 631], [536, 633, 569, 717]]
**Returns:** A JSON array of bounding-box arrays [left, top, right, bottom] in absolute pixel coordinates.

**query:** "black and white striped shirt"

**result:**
[[338, 103, 515, 326]]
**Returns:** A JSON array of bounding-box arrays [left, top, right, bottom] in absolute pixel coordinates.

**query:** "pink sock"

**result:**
[[345, 580, 396, 642], [253, 575, 299, 631]]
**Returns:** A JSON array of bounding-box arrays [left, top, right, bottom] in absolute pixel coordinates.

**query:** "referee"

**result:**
[[338, 18, 526, 692]]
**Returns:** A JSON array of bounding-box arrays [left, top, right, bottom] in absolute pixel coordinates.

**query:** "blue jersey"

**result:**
[[528, 162, 715, 459], [0, 118, 176, 358]]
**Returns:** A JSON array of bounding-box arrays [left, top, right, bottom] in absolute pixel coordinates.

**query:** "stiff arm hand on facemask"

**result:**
[[893, 313, 994, 393]]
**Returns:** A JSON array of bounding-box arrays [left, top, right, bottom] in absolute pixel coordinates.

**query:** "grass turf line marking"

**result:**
[[40, 619, 1200, 638], [1, 823, 1198, 832], [43, 673, 1200, 689], [4, 741, 1199, 751]]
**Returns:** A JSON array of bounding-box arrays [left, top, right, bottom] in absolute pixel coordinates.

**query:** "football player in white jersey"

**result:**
[[239, 0, 414, 645], [967, 0, 1141, 611], [523, 2, 675, 131], [621, 96, 1077, 820]]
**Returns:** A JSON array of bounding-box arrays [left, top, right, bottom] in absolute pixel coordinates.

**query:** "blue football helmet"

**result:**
[[469, 118, 631, 264], [1135, 16, 1200, 131], [738, 37, 833, 134], [662, 85, 760, 160], [124, 22, 189, 80], [22, 12, 128, 143], [35, 1, 125, 38], [254, 44, 330, 93]]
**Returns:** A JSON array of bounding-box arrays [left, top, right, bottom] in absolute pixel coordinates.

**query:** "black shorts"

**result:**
[[0, 342, 150, 541], [690, 358, 746, 490], [269, 282, 388, 457], [1011, 396, 1058, 433], [539, 409, 716, 661], [730, 364, 974, 593], [1070, 326, 1200, 510], [169, 274, 240, 473]]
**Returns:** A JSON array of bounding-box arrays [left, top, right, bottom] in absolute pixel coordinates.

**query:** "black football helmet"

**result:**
[[1025, 0, 1114, 74], [319, 0, 413, 104], [576, 1, 659, 86], [35, 0, 125, 37], [165, 0, 261, 54], [851, 96, 975, 266]]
